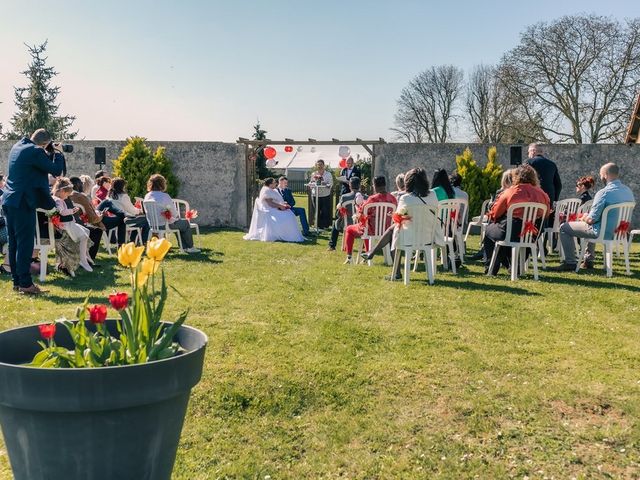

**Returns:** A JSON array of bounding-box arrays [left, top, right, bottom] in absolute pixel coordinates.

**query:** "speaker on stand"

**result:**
[[509, 146, 522, 166], [94, 147, 106, 166]]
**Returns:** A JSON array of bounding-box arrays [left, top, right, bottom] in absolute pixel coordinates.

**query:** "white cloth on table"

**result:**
[[244, 187, 304, 242]]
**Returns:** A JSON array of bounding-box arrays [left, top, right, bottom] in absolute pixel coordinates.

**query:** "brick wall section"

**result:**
[[375, 143, 640, 225], [0, 140, 247, 228]]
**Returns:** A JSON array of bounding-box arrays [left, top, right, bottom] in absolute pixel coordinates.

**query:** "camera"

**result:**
[[60, 144, 74, 153], [46, 142, 73, 154]]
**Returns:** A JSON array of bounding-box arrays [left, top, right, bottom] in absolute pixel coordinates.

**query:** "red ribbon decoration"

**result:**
[[162, 209, 172, 220], [185, 209, 198, 220], [615, 220, 630, 235], [392, 212, 412, 226], [519, 220, 538, 238], [567, 213, 578, 222], [134, 200, 142, 209], [50, 214, 62, 229], [338, 207, 348, 217], [449, 210, 457, 220]]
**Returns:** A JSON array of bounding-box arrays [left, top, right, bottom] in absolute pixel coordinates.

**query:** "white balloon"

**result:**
[[266, 159, 276, 168], [338, 146, 351, 159], [310, 147, 316, 153], [297, 146, 303, 152]]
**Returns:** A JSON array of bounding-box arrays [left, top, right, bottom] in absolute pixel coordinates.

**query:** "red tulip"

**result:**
[[108, 292, 129, 311], [38, 323, 56, 340], [88, 305, 108, 324]]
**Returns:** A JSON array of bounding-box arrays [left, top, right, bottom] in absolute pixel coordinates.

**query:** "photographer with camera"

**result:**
[[1, 129, 65, 294]]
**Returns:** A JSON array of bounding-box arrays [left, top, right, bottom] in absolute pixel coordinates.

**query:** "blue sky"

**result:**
[[0, 0, 635, 141]]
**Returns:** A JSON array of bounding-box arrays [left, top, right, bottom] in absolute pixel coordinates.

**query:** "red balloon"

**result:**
[[264, 146, 277, 159], [339, 158, 347, 169], [284, 145, 293, 153]]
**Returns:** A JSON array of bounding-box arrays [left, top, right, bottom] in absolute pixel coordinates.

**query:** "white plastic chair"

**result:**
[[338, 199, 355, 252], [173, 199, 200, 247], [392, 204, 440, 286], [487, 202, 548, 281], [143, 200, 184, 251], [355, 202, 396, 266], [464, 198, 490, 242], [575, 202, 635, 277], [436, 199, 467, 274], [34, 209, 56, 282], [538, 198, 582, 265]]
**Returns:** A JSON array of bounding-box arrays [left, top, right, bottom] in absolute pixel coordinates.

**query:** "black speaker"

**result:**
[[509, 146, 522, 165], [94, 147, 106, 165]]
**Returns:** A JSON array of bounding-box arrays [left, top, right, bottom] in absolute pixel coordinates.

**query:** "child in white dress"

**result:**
[[52, 178, 93, 274]]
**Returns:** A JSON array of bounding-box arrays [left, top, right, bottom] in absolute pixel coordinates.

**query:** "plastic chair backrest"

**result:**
[[341, 199, 355, 226], [437, 199, 466, 238], [479, 199, 490, 220], [504, 202, 548, 244], [552, 198, 582, 228], [143, 200, 168, 230], [362, 202, 396, 236], [578, 200, 593, 215], [396, 201, 440, 248], [172, 199, 191, 219], [595, 202, 635, 242], [35, 208, 55, 250]]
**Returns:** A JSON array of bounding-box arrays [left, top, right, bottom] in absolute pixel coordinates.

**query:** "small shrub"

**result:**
[[456, 147, 502, 217], [113, 137, 179, 199]]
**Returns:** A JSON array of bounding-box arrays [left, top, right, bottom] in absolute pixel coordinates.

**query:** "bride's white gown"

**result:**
[[243, 187, 305, 242]]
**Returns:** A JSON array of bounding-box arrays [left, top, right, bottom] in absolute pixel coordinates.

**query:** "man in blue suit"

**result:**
[[277, 176, 310, 236], [2, 129, 65, 294]]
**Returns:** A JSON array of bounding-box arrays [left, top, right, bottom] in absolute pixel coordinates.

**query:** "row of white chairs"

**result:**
[[33, 198, 201, 281]]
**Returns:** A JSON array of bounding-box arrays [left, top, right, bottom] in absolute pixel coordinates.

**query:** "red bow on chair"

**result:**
[[134, 200, 142, 209], [185, 209, 198, 220], [567, 213, 578, 222], [449, 210, 457, 220], [338, 207, 348, 217], [50, 214, 62, 229], [519, 220, 538, 238], [615, 220, 630, 235], [392, 212, 412, 226], [161, 209, 172, 220]]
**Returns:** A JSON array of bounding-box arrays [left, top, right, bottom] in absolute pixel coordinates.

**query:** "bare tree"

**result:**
[[499, 14, 640, 143], [392, 65, 464, 143], [466, 65, 510, 143]]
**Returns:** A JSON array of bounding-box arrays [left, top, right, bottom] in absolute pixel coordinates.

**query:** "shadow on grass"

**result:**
[[422, 277, 543, 296], [44, 266, 118, 292], [541, 274, 640, 292], [168, 249, 223, 263]]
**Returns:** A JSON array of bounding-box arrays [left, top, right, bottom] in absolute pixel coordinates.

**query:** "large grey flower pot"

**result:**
[[0, 320, 207, 480]]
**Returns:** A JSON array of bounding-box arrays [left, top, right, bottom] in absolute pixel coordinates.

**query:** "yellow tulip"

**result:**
[[146, 237, 171, 262], [118, 243, 145, 268], [140, 258, 160, 277], [136, 270, 150, 289]]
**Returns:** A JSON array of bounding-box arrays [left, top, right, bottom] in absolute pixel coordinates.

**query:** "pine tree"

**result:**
[[252, 121, 272, 179], [7, 41, 77, 140], [113, 137, 179, 199], [455, 147, 503, 217]]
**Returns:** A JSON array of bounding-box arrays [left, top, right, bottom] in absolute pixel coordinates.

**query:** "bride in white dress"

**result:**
[[244, 178, 305, 242]]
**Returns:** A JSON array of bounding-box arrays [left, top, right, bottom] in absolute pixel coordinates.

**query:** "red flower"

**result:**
[[88, 304, 108, 324], [108, 292, 129, 311], [38, 323, 56, 340], [161, 209, 172, 220], [50, 214, 62, 229]]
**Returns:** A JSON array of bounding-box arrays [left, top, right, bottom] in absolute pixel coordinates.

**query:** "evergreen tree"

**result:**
[[455, 147, 503, 217], [251, 121, 272, 179], [7, 41, 77, 140], [113, 137, 179, 199]]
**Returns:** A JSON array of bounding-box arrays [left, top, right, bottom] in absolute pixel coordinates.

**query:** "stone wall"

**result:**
[[374, 143, 640, 224], [0, 140, 247, 228]]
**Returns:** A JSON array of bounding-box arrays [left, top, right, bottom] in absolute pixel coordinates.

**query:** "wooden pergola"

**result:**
[[236, 137, 386, 227]]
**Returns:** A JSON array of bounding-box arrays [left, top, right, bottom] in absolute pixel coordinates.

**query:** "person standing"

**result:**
[[338, 157, 361, 195], [277, 176, 309, 236], [309, 159, 333, 229], [1, 129, 64, 294], [525, 143, 562, 204]]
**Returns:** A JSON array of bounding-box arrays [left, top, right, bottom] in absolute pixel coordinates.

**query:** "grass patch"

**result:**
[[1, 229, 640, 478]]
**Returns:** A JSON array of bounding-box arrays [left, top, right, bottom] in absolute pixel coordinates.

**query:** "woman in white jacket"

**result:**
[[108, 178, 149, 242]]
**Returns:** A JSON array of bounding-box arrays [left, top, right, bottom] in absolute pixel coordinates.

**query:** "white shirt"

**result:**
[[311, 171, 333, 197], [110, 193, 142, 217]]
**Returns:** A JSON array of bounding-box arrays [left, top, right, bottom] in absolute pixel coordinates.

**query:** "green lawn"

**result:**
[[1, 229, 640, 479]]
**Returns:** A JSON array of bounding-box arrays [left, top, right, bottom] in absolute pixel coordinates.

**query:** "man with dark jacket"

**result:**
[[525, 143, 561, 204], [2, 129, 64, 294], [338, 157, 361, 195], [277, 176, 309, 236]]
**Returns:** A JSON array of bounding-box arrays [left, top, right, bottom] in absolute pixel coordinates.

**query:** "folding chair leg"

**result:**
[[448, 243, 457, 274], [487, 246, 499, 276], [425, 247, 434, 285], [575, 241, 587, 273], [412, 250, 420, 272], [532, 246, 539, 281], [538, 235, 546, 269], [605, 245, 613, 278], [464, 224, 472, 242], [39, 247, 48, 282], [511, 247, 518, 281], [623, 241, 631, 275]]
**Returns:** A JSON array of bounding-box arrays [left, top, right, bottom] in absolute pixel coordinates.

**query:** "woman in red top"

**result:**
[[94, 176, 111, 202], [484, 164, 550, 275]]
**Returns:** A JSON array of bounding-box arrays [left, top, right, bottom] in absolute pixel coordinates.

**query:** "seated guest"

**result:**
[[554, 163, 635, 271], [484, 164, 550, 276], [327, 176, 365, 251], [575, 175, 595, 205], [80, 174, 95, 196], [91, 170, 107, 199], [69, 176, 106, 262], [391, 173, 406, 200], [386, 168, 442, 280], [431, 169, 456, 201], [94, 176, 111, 202], [342, 176, 397, 264], [277, 176, 310, 236], [144, 174, 201, 252], [244, 178, 305, 243], [449, 171, 469, 203], [108, 177, 150, 242]]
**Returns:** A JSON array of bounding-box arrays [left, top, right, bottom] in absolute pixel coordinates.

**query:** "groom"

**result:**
[[277, 176, 310, 236]]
